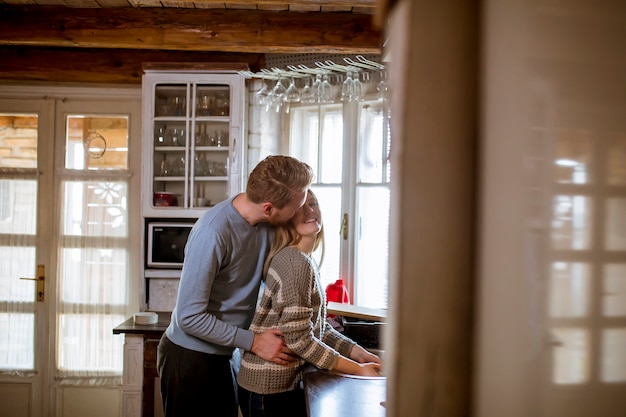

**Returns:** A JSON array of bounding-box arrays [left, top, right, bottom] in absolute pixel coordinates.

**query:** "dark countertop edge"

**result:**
[[304, 369, 387, 417], [113, 312, 171, 335]]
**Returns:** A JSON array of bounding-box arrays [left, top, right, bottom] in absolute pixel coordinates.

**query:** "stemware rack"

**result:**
[[239, 55, 389, 108], [241, 55, 384, 79]]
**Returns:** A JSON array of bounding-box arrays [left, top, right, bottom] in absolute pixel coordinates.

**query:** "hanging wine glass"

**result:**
[[352, 71, 364, 102], [341, 71, 354, 102], [270, 78, 287, 113], [312, 73, 323, 103], [300, 77, 315, 103], [319, 73, 332, 103], [377, 70, 389, 100], [284, 77, 301, 113], [285, 78, 301, 103], [255, 78, 269, 106]]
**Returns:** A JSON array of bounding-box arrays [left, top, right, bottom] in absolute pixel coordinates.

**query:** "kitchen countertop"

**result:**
[[304, 369, 386, 417], [113, 313, 385, 417], [112, 312, 170, 336]]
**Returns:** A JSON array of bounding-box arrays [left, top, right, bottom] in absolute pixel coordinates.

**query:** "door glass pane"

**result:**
[[0, 114, 37, 169], [59, 248, 128, 305], [62, 181, 128, 237], [0, 247, 36, 303], [0, 180, 36, 235], [58, 313, 125, 373], [65, 115, 129, 170], [0, 313, 34, 370]]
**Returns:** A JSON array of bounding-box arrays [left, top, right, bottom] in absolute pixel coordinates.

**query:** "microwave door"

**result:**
[[148, 223, 193, 268]]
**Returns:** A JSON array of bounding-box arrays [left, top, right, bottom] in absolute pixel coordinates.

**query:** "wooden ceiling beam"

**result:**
[[0, 46, 265, 84], [0, 6, 382, 54], [167, 0, 376, 7]]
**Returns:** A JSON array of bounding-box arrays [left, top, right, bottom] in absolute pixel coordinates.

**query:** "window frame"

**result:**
[[286, 96, 391, 308]]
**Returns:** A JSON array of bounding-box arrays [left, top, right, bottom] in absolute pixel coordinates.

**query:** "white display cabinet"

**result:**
[[141, 70, 245, 218]]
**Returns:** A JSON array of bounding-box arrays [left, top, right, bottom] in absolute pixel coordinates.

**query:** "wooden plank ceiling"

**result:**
[[0, 0, 383, 84]]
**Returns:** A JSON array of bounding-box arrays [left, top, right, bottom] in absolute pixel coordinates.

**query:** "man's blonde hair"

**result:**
[[246, 155, 314, 209]]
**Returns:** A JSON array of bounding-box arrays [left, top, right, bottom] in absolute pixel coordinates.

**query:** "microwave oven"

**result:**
[[146, 222, 195, 268]]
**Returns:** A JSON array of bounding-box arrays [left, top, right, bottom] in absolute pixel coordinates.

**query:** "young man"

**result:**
[[157, 155, 314, 417]]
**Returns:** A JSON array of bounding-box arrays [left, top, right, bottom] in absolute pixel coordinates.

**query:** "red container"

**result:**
[[153, 191, 177, 207], [326, 279, 350, 304]]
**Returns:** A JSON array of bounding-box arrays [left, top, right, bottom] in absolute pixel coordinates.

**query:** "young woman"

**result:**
[[237, 190, 382, 417]]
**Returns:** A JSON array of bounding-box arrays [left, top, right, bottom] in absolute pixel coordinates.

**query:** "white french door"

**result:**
[[0, 98, 54, 417], [0, 88, 141, 417]]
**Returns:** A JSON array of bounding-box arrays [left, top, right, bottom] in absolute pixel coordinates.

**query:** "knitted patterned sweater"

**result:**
[[236, 246, 356, 394]]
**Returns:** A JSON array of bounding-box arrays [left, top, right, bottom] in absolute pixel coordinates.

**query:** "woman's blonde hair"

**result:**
[[263, 190, 325, 277]]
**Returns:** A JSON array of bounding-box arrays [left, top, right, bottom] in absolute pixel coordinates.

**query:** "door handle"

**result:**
[[20, 264, 45, 302], [341, 213, 349, 240]]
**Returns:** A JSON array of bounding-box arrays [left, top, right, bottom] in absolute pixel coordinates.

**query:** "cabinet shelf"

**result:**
[[154, 176, 227, 182], [155, 146, 185, 151], [153, 116, 187, 122], [195, 116, 231, 123], [154, 176, 185, 181], [153, 146, 229, 152], [154, 116, 231, 123], [194, 176, 228, 181]]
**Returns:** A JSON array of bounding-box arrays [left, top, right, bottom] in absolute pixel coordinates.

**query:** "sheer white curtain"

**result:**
[[55, 115, 131, 385], [0, 178, 37, 376], [55, 180, 128, 384], [0, 112, 39, 376]]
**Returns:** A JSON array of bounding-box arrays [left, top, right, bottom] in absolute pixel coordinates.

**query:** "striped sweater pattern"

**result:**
[[237, 246, 355, 394]]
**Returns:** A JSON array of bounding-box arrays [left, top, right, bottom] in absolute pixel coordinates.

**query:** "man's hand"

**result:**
[[250, 329, 297, 365]]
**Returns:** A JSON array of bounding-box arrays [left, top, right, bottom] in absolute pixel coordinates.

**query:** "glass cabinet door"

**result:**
[[144, 72, 243, 217], [189, 84, 231, 209], [152, 83, 189, 209]]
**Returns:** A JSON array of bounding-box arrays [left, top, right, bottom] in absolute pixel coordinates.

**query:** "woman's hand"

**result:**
[[349, 345, 382, 365], [354, 362, 383, 377]]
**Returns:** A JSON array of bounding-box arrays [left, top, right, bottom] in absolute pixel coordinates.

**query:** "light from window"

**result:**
[[290, 99, 390, 309], [552, 328, 589, 384], [551, 195, 593, 250], [603, 264, 626, 317], [549, 262, 590, 318], [601, 329, 626, 382]]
